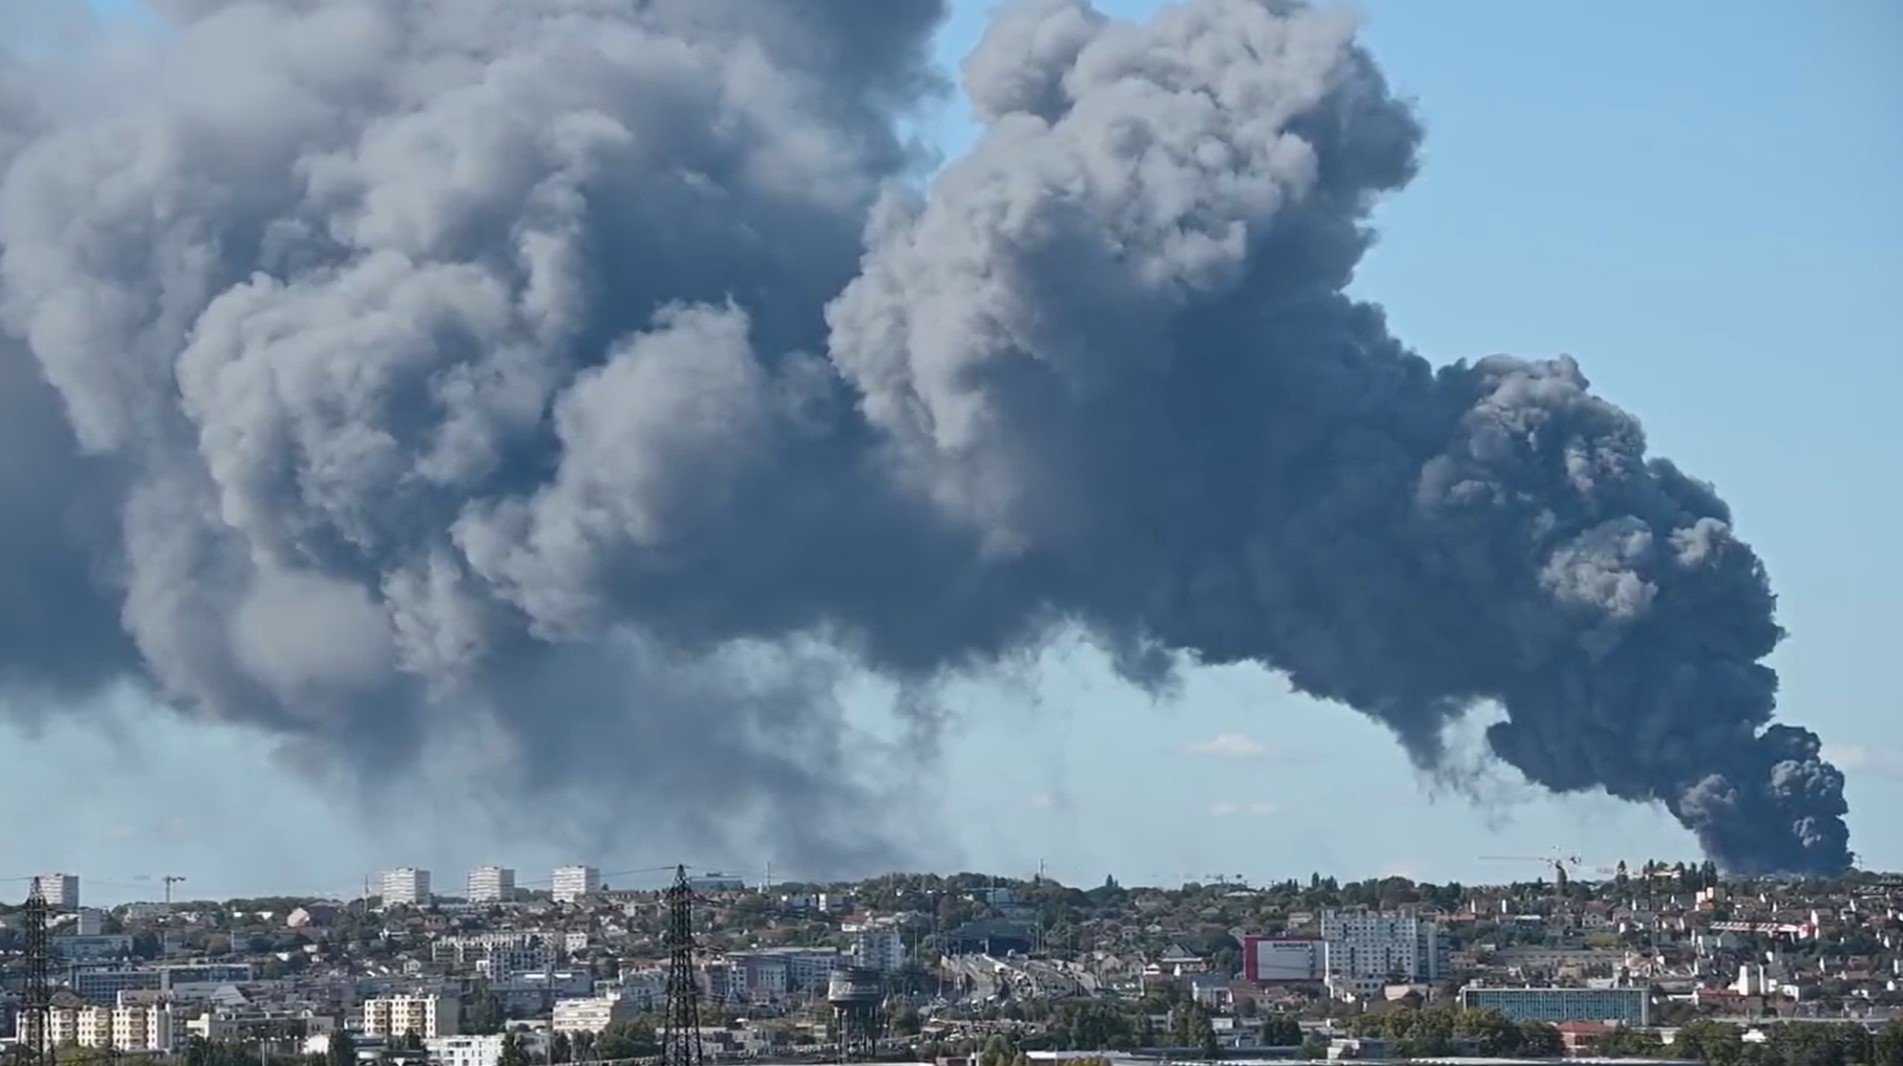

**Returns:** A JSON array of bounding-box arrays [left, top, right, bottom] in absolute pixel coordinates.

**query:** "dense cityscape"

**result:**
[[4, 861, 1903, 1066]]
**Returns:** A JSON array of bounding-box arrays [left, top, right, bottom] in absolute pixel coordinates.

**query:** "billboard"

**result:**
[[1242, 935, 1323, 983]]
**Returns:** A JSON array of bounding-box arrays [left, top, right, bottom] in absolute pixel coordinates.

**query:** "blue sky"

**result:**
[[2, 0, 1898, 905]]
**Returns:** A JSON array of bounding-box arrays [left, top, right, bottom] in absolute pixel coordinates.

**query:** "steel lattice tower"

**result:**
[[21, 883, 54, 1066], [659, 865, 703, 1066]]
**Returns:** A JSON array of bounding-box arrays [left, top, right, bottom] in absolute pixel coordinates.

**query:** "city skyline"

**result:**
[[0, 0, 1896, 894]]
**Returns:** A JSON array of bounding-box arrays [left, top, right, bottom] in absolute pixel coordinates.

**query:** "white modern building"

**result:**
[[361, 994, 460, 1039], [427, 1034, 507, 1066], [33, 873, 80, 910], [551, 866, 600, 904], [1319, 910, 1447, 996], [467, 866, 516, 903], [851, 929, 908, 972], [381, 868, 432, 907]]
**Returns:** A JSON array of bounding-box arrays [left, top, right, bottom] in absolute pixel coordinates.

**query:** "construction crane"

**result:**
[[132, 873, 188, 904], [1480, 853, 1583, 896]]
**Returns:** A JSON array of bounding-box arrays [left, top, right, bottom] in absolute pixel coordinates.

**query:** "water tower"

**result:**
[[826, 965, 883, 1062]]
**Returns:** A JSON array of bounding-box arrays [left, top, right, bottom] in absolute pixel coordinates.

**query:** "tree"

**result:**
[[1677, 1019, 1744, 1066], [1600, 1028, 1666, 1058], [1453, 1008, 1520, 1056], [498, 1034, 531, 1066], [890, 1006, 923, 1037], [327, 1030, 356, 1066], [548, 1032, 572, 1064], [469, 982, 505, 1036], [1874, 1020, 1903, 1066], [1170, 1002, 1219, 1058], [595, 1020, 658, 1061], [1515, 1022, 1564, 1059], [1261, 1014, 1304, 1048], [1051, 1001, 1136, 1051]]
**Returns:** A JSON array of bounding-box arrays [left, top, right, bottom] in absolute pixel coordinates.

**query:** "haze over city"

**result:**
[[0, 0, 1898, 905]]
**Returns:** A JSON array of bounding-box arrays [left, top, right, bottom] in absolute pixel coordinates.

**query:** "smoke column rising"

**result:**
[[0, 0, 1852, 874]]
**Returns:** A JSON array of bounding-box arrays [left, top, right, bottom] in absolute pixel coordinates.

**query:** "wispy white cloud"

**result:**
[[1209, 800, 1280, 818], [1026, 791, 1068, 812], [1824, 744, 1903, 777], [1183, 732, 1273, 759]]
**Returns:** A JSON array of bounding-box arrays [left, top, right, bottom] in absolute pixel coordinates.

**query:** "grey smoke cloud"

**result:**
[[0, 0, 1850, 875]]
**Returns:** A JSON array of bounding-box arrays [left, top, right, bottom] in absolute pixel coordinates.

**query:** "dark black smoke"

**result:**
[[0, 0, 1850, 874]]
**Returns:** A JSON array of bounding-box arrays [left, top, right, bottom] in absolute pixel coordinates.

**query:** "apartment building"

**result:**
[[551, 866, 600, 904], [1319, 910, 1448, 996], [722, 949, 841, 1002], [381, 868, 432, 907], [16, 1003, 174, 1053], [360, 994, 460, 1039], [851, 929, 907, 972], [33, 874, 80, 910], [432, 933, 554, 976], [467, 867, 516, 903]]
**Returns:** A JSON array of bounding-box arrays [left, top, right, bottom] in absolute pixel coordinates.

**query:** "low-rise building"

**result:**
[[552, 994, 639, 1036], [1459, 985, 1651, 1026], [429, 1033, 508, 1066]]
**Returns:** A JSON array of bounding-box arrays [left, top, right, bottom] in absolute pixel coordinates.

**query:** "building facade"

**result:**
[[467, 866, 516, 903], [1318, 910, 1447, 994], [551, 994, 639, 1036], [427, 1034, 507, 1066], [551, 866, 600, 904], [53, 934, 135, 961], [721, 949, 841, 1002], [851, 930, 908, 972], [1459, 985, 1651, 1026], [16, 1004, 173, 1052], [69, 963, 254, 1003], [33, 874, 80, 910], [1241, 935, 1324, 982], [432, 933, 554, 976], [381, 868, 433, 907], [687, 873, 748, 893], [361, 994, 461, 1039]]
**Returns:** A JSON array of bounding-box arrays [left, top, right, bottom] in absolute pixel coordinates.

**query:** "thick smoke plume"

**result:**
[[0, 0, 1850, 874]]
